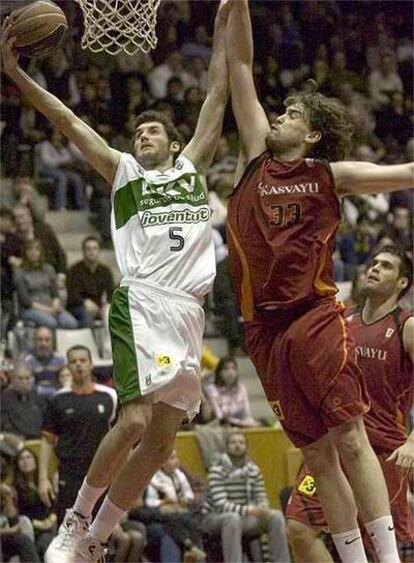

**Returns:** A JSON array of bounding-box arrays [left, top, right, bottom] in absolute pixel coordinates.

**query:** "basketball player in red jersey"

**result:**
[[286, 245, 414, 563], [225, 2, 413, 562]]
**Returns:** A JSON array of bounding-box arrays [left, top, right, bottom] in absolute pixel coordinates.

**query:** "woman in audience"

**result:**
[[14, 239, 78, 329], [13, 447, 57, 560], [204, 357, 260, 427], [57, 365, 73, 390]]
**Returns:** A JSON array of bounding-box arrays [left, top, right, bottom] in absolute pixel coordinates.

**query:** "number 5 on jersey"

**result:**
[[169, 227, 184, 252]]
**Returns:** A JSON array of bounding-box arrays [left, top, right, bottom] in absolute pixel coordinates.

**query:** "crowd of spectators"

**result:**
[[0, 0, 413, 561]]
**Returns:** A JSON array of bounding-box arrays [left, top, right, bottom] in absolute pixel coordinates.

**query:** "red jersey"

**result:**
[[227, 152, 340, 320], [347, 307, 413, 451]]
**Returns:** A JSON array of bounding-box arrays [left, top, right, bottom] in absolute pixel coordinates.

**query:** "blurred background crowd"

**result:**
[[0, 0, 413, 561]]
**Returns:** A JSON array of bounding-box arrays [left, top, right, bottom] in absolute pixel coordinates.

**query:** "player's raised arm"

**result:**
[[226, 0, 269, 165], [182, 0, 231, 174], [332, 161, 414, 197], [1, 18, 121, 184]]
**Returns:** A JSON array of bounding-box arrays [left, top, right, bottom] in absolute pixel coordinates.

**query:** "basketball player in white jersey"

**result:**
[[2, 1, 232, 561]]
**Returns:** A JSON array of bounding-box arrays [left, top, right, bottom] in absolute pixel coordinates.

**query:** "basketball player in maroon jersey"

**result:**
[[225, 2, 413, 562], [286, 245, 414, 562]]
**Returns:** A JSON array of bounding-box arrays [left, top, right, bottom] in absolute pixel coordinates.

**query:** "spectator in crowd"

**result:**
[[36, 50, 80, 108], [0, 176, 46, 221], [66, 236, 115, 328], [37, 128, 86, 211], [202, 431, 291, 562], [1, 363, 46, 441], [181, 26, 212, 62], [14, 239, 77, 329], [38, 345, 117, 523], [0, 208, 22, 336], [13, 447, 57, 560], [204, 358, 259, 428], [13, 204, 67, 275], [110, 520, 147, 563], [160, 76, 185, 123], [382, 205, 413, 250], [147, 50, 196, 99], [375, 91, 413, 147], [57, 365, 72, 390], [20, 326, 65, 397], [0, 483, 41, 562], [337, 214, 378, 280], [145, 450, 206, 561], [368, 53, 404, 109]]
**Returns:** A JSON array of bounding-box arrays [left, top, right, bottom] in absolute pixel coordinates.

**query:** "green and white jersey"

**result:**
[[111, 152, 216, 299]]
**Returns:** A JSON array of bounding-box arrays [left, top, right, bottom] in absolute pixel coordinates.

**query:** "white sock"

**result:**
[[72, 478, 107, 519], [331, 528, 368, 563], [89, 496, 127, 543], [365, 515, 400, 563]]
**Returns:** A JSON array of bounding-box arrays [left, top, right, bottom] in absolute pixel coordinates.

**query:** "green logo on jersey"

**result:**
[[141, 207, 210, 227]]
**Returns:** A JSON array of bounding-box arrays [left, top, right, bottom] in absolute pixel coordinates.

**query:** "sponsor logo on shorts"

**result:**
[[269, 400, 285, 420], [141, 207, 210, 227], [298, 474, 317, 497], [145, 374, 152, 387], [156, 355, 172, 368]]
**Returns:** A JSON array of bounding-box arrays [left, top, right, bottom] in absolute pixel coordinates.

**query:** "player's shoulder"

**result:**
[[112, 152, 145, 189]]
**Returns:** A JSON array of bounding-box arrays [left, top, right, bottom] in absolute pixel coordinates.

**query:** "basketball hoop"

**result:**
[[74, 0, 160, 56]]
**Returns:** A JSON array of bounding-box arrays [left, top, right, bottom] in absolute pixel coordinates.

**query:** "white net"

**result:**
[[75, 0, 161, 56]]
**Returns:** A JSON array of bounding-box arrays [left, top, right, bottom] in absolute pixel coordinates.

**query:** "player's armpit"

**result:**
[[331, 161, 414, 197]]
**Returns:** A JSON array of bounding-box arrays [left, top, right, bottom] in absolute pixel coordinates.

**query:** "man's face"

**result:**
[[265, 104, 317, 155], [162, 451, 179, 474], [134, 121, 173, 168], [13, 207, 33, 233], [84, 240, 100, 263], [35, 328, 53, 358], [226, 433, 247, 458], [365, 252, 407, 299], [67, 349, 93, 384], [393, 207, 410, 231], [11, 367, 33, 394]]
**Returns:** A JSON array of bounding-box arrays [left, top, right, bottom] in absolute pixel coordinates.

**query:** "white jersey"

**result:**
[[111, 152, 216, 299]]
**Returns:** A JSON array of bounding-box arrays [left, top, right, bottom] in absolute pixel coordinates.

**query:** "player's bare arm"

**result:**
[[226, 0, 269, 166], [1, 18, 120, 184], [182, 0, 231, 174], [331, 161, 414, 197]]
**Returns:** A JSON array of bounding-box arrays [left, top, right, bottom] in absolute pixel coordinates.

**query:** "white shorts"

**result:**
[[109, 278, 204, 420]]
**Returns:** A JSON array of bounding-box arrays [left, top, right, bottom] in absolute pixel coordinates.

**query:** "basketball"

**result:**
[[9, 0, 68, 59]]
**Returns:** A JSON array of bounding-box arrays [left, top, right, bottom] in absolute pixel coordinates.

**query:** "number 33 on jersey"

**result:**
[[111, 153, 216, 299]]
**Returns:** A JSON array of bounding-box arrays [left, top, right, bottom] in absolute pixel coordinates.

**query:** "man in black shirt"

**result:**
[[66, 236, 115, 328], [38, 345, 116, 524]]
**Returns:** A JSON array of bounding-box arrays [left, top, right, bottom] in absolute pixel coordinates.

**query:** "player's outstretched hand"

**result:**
[[1, 17, 20, 76], [386, 442, 414, 476]]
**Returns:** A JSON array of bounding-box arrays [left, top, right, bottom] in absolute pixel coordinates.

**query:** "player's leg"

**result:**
[[301, 434, 368, 563], [330, 417, 401, 563], [286, 519, 333, 563], [74, 401, 184, 560]]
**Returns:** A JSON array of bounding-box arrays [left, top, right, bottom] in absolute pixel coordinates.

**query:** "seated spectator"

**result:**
[[202, 431, 291, 563], [0, 176, 46, 221], [375, 91, 413, 147], [145, 450, 206, 562], [0, 483, 41, 562], [13, 447, 57, 560], [382, 205, 412, 251], [57, 365, 72, 390], [0, 208, 22, 337], [20, 326, 65, 397], [337, 214, 378, 280], [13, 204, 67, 275], [111, 521, 147, 563], [37, 129, 86, 211], [368, 53, 404, 110], [14, 239, 77, 329], [204, 358, 259, 428], [1, 364, 46, 440], [147, 51, 196, 100], [66, 236, 115, 328]]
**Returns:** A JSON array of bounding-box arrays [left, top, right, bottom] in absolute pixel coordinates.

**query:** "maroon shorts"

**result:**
[[244, 298, 370, 447], [286, 455, 414, 543]]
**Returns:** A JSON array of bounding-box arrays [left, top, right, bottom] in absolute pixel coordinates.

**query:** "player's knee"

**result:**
[[333, 418, 367, 463], [286, 519, 316, 550], [117, 408, 151, 442], [302, 439, 337, 476]]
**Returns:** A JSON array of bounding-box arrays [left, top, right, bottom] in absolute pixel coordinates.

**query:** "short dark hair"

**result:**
[[82, 236, 101, 252], [134, 110, 184, 149], [214, 357, 238, 387], [284, 80, 354, 161], [371, 245, 413, 298], [67, 345, 92, 362]]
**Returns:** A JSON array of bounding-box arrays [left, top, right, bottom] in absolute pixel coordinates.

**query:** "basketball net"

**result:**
[[74, 0, 160, 55]]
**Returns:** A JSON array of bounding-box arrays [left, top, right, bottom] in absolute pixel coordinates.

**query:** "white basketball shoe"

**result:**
[[73, 534, 109, 562], [45, 509, 90, 563]]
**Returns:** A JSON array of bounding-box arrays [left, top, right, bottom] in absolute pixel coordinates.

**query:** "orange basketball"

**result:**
[[9, 1, 68, 59]]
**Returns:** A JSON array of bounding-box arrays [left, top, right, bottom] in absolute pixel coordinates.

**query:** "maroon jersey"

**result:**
[[347, 307, 413, 451], [227, 152, 340, 320]]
